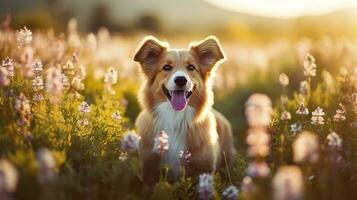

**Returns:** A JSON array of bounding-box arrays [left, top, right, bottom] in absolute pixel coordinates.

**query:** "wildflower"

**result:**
[[245, 93, 273, 127], [280, 111, 291, 120], [311, 107, 325, 125], [104, 67, 118, 85], [273, 166, 303, 200], [61, 73, 70, 88], [293, 131, 319, 164], [77, 119, 89, 127], [333, 103, 346, 122], [31, 59, 43, 76], [303, 53, 316, 77], [296, 103, 309, 115], [153, 131, 169, 154], [290, 123, 302, 135], [33, 93, 44, 102], [118, 152, 128, 161], [17, 27, 32, 47], [78, 101, 90, 114], [32, 76, 44, 92], [14, 93, 31, 115], [241, 176, 256, 194], [62, 60, 75, 75], [104, 67, 118, 94], [327, 132, 342, 149], [77, 65, 86, 80], [36, 148, 56, 184], [0, 67, 9, 87], [222, 185, 239, 200], [121, 131, 140, 152], [246, 128, 270, 157], [299, 81, 309, 96], [0, 159, 18, 193], [1, 57, 14, 77], [246, 161, 270, 178], [197, 173, 214, 200], [280, 95, 288, 105], [45, 67, 63, 101], [278, 73, 289, 87], [111, 111, 122, 120], [179, 149, 192, 164], [71, 76, 85, 91]]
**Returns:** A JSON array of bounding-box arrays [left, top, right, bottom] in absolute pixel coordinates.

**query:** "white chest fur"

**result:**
[[153, 102, 195, 177]]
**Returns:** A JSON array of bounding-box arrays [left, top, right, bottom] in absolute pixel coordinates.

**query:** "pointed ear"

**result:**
[[190, 36, 225, 71], [133, 36, 168, 66]]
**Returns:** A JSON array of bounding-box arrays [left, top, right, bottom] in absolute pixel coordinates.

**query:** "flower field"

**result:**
[[0, 20, 356, 200]]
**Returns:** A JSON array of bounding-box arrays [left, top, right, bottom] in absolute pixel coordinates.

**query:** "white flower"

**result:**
[[112, 111, 122, 120], [293, 131, 319, 164], [118, 152, 128, 161], [61, 73, 70, 88], [198, 173, 214, 200], [280, 111, 291, 120], [31, 59, 43, 76], [327, 132, 342, 149], [36, 148, 56, 184], [0, 67, 10, 87], [299, 81, 309, 96], [296, 103, 309, 115], [303, 53, 316, 77], [222, 185, 239, 200], [1, 57, 14, 77], [78, 102, 90, 114], [104, 67, 118, 85], [153, 131, 169, 154], [17, 27, 32, 47], [71, 76, 85, 91], [0, 159, 18, 193], [32, 76, 44, 92], [121, 131, 140, 152], [246, 128, 270, 158], [245, 93, 273, 127], [278, 73, 289, 87], [241, 176, 256, 194], [14, 93, 31, 114], [290, 123, 302, 135], [333, 104, 346, 122], [311, 107, 325, 125], [179, 150, 192, 164], [45, 67, 63, 100], [273, 166, 304, 200], [246, 161, 270, 178], [33, 93, 44, 102]]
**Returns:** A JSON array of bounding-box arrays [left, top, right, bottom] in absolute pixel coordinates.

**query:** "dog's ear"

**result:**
[[190, 36, 225, 72], [134, 36, 167, 67]]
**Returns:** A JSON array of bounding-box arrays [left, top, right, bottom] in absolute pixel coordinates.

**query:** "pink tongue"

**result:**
[[170, 91, 187, 111]]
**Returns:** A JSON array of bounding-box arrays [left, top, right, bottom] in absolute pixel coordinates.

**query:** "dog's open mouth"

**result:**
[[162, 85, 193, 111]]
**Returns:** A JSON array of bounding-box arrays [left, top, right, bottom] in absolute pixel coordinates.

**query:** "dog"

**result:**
[[133, 36, 235, 186]]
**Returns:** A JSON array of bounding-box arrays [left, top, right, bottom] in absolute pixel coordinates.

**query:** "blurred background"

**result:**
[[1, 0, 357, 151]]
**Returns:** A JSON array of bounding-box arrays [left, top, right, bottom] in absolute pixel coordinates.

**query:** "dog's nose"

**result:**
[[174, 76, 187, 87]]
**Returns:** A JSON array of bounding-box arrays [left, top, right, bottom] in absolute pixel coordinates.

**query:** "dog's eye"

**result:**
[[186, 65, 195, 71], [162, 64, 172, 71]]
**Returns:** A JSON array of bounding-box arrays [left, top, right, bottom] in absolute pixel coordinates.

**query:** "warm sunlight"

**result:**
[[206, 0, 357, 18]]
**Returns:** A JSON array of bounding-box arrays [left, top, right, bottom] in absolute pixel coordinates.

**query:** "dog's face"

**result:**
[[134, 36, 225, 112]]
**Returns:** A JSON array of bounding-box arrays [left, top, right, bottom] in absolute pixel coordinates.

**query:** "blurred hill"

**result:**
[[1, 0, 357, 40]]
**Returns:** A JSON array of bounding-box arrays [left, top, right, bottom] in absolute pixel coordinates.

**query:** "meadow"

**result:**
[[0, 20, 356, 200]]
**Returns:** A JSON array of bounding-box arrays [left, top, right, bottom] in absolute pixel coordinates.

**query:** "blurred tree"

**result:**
[[135, 13, 162, 33], [89, 3, 111, 32]]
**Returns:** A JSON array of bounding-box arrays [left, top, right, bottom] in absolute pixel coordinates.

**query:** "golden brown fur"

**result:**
[[133, 36, 235, 186]]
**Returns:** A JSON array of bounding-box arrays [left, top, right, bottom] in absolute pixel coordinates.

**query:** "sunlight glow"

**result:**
[[206, 0, 357, 18]]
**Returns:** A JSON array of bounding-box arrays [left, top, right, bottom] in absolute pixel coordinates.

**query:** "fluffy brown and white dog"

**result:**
[[133, 36, 235, 186]]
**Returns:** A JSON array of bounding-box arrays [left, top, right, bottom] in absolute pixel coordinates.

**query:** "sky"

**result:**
[[206, 0, 357, 18]]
